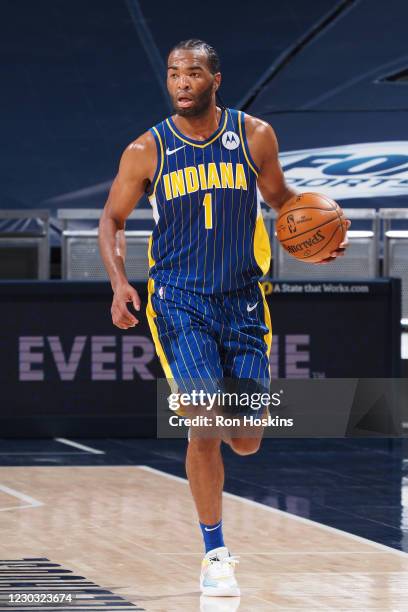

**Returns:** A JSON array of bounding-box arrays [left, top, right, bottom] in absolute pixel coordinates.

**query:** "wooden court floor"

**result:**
[[0, 465, 407, 611]]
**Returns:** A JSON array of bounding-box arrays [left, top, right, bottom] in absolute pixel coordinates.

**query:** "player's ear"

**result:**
[[213, 72, 221, 92]]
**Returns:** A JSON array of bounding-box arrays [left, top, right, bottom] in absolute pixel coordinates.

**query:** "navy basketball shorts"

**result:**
[[146, 279, 272, 400]]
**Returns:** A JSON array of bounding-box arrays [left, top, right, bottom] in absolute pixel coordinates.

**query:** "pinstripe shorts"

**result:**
[[146, 280, 272, 395]]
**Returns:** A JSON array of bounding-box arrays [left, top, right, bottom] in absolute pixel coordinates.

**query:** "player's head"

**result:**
[[167, 39, 222, 117]]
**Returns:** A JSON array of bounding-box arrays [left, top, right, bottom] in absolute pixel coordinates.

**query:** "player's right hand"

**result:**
[[111, 282, 141, 329]]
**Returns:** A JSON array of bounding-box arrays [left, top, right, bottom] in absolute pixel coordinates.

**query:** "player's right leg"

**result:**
[[146, 280, 222, 391]]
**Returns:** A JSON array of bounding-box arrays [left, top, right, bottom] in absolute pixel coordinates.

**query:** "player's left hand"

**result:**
[[316, 219, 352, 264]]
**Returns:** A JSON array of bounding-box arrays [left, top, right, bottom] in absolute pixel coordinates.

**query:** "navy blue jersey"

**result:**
[[147, 108, 270, 294]]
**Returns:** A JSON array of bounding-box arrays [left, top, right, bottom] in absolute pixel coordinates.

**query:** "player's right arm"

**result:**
[[98, 131, 156, 329]]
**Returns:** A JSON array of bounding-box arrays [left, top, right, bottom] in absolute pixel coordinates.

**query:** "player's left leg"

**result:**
[[189, 282, 272, 596], [146, 282, 240, 596], [228, 435, 263, 455], [219, 282, 272, 457], [186, 435, 240, 597]]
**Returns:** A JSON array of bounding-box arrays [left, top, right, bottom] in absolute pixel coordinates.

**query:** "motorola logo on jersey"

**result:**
[[222, 131, 240, 150], [279, 142, 408, 199]]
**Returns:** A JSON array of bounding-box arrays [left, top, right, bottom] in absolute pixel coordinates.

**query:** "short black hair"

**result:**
[[168, 39, 220, 74]]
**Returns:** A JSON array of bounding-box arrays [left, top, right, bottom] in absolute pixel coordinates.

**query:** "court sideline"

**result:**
[[0, 437, 406, 611]]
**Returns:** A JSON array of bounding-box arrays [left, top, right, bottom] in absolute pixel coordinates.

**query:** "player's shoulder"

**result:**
[[242, 112, 275, 140], [118, 129, 157, 179], [124, 129, 156, 158], [239, 113, 279, 166], [123, 113, 172, 161], [120, 130, 156, 171]]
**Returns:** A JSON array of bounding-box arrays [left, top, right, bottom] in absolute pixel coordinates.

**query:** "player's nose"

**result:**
[[178, 75, 190, 89]]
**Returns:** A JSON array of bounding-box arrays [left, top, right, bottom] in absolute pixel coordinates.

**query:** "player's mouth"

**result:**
[[177, 94, 194, 108]]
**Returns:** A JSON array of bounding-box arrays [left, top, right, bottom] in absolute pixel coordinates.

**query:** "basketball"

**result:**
[[276, 192, 346, 263]]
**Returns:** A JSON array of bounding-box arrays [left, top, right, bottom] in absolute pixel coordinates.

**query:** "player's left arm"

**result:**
[[245, 114, 350, 261]]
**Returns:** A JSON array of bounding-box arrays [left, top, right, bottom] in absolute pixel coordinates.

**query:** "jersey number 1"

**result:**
[[203, 193, 213, 229]]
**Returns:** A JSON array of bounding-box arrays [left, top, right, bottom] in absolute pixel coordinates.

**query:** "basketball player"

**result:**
[[98, 39, 350, 597]]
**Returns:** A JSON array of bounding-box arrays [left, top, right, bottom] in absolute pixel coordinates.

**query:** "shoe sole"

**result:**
[[201, 586, 241, 597]]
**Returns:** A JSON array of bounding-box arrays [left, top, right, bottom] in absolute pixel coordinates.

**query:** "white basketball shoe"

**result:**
[[200, 546, 240, 597], [200, 594, 241, 611]]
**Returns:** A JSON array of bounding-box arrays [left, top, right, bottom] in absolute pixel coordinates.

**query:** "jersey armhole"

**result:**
[[238, 111, 260, 176], [146, 126, 164, 198]]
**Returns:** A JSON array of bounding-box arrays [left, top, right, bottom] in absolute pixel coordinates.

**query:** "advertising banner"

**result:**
[[0, 279, 401, 436]]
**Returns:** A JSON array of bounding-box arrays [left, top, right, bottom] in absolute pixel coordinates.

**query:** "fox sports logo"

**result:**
[[279, 142, 408, 199]]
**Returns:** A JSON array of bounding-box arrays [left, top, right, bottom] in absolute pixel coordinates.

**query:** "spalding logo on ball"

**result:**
[[276, 192, 346, 263]]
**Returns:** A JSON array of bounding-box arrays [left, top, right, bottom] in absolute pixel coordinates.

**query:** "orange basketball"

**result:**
[[275, 192, 346, 263]]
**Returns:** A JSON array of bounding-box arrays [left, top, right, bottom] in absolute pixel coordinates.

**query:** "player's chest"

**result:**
[[161, 151, 250, 201]]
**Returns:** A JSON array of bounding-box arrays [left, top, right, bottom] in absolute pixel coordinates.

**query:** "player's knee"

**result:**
[[230, 437, 261, 456], [189, 437, 221, 455]]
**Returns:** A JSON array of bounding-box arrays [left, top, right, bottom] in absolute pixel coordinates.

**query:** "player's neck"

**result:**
[[173, 105, 222, 141]]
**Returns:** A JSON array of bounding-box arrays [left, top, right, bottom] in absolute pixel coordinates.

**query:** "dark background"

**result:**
[[0, 280, 400, 436], [2, 0, 407, 213]]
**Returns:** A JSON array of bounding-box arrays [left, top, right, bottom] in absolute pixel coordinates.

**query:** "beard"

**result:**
[[172, 82, 214, 118]]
